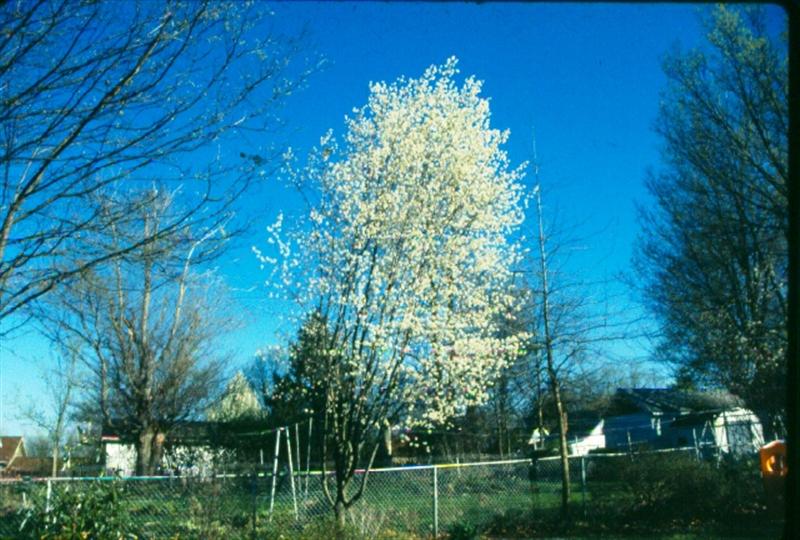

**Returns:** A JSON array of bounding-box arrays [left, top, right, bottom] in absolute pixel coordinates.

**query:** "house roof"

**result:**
[[0, 437, 24, 464], [611, 388, 745, 415]]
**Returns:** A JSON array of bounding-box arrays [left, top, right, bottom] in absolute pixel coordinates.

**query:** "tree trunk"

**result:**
[[136, 427, 154, 476], [149, 431, 165, 475], [51, 443, 59, 478], [534, 183, 571, 516], [382, 421, 393, 466], [552, 381, 571, 515], [334, 499, 347, 531]]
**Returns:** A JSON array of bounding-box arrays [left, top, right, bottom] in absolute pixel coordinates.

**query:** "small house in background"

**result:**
[[101, 419, 276, 476], [536, 388, 765, 456], [101, 431, 137, 475], [568, 420, 605, 455], [527, 412, 606, 456], [1, 437, 66, 477], [102, 372, 272, 475], [527, 427, 549, 449], [0, 436, 26, 475], [603, 388, 764, 455]]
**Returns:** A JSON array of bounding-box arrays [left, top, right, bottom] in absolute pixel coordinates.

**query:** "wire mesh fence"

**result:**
[[0, 449, 774, 539]]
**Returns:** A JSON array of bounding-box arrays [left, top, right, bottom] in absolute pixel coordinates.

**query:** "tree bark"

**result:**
[[334, 499, 347, 531], [150, 431, 165, 475], [550, 376, 571, 515], [382, 421, 393, 466], [51, 444, 59, 478], [136, 427, 154, 476]]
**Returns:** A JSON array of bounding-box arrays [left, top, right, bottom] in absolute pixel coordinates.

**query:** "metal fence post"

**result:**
[[580, 456, 587, 518], [305, 418, 313, 497], [285, 428, 298, 520], [721, 412, 731, 454], [627, 430, 633, 459], [251, 475, 258, 539], [45, 479, 52, 517], [432, 466, 439, 539], [269, 427, 282, 522]]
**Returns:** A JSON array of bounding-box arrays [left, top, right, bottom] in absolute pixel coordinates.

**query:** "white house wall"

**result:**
[[104, 442, 233, 476], [161, 445, 233, 476], [568, 420, 606, 456], [104, 442, 136, 476]]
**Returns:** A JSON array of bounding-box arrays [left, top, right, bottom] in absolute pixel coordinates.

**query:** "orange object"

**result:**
[[759, 440, 787, 478], [759, 440, 786, 516]]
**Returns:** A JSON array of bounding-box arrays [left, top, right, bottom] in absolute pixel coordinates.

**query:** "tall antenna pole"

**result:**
[[532, 132, 551, 362], [531, 128, 571, 514], [531, 128, 545, 448]]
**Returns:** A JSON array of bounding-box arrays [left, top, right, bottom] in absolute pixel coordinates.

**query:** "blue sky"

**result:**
[[0, 2, 787, 437]]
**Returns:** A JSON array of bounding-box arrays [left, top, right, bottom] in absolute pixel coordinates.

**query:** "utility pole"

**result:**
[[531, 132, 546, 447], [532, 130, 571, 514]]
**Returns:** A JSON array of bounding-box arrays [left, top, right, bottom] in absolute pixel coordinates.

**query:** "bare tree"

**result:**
[[0, 0, 313, 329], [530, 181, 574, 514], [20, 343, 78, 477], [527, 168, 639, 514], [40, 190, 232, 475]]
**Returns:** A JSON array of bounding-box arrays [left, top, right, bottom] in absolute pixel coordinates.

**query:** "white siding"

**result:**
[[569, 420, 606, 456], [104, 442, 136, 476]]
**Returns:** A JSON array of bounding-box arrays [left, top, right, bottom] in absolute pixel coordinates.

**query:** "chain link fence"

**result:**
[[0, 459, 547, 538], [0, 449, 772, 539]]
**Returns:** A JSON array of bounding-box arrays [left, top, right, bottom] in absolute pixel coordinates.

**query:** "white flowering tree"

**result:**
[[264, 58, 526, 523]]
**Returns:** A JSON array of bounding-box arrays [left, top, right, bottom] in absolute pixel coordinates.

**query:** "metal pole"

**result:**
[[305, 418, 313, 497], [268, 428, 281, 521], [251, 474, 258, 538], [286, 426, 299, 520], [692, 428, 701, 461], [717, 413, 729, 467], [721, 411, 731, 454], [294, 423, 301, 480], [432, 466, 439, 538], [45, 478, 52, 517], [626, 430, 633, 459], [580, 456, 587, 518]]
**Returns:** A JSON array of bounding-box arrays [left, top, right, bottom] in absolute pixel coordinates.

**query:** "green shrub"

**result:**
[[446, 522, 480, 540], [590, 453, 766, 527], [19, 480, 135, 539], [621, 453, 722, 518]]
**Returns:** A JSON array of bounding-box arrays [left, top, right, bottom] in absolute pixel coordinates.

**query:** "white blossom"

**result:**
[[265, 57, 526, 426]]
